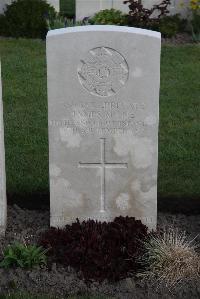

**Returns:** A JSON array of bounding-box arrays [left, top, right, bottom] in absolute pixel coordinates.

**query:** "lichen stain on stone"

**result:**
[[113, 177, 156, 220], [133, 67, 142, 78], [142, 175, 157, 192], [131, 179, 157, 214], [51, 178, 83, 208], [113, 131, 155, 169], [144, 115, 157, 126], [106, 169, 116, 181], [116, 193, 130, 211], [59, 127, 82, 148], [49, 164, 61, 177], [96, 168, 115, 181], [131, 179, 141, 192]]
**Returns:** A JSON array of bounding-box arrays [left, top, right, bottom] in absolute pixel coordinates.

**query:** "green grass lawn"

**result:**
[[0, 39, 199, 206]]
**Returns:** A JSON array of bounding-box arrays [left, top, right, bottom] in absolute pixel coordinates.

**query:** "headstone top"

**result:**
[[47, 25, 161, 39]]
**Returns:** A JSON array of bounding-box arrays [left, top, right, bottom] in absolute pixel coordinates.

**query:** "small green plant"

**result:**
[[47, 15, 66, 30], [90, 9, 127, 25], [0, 242, 48, 269], [47, 16, 89, 30], [139, 228, 200, 288], [68, 19, 90, 26], [65, 19, 89, 27], [180, 0, 200, 41], [157, 14, 187, 37], [158, 17, 179, 37], [190, 11, 200, 41]]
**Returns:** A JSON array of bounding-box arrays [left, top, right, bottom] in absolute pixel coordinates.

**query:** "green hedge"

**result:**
[[0, 0, 56, 39], [60, 0, 75, 18]]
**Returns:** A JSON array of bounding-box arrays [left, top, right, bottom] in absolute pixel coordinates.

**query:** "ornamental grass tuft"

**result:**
[[139, 227, 200, 288]]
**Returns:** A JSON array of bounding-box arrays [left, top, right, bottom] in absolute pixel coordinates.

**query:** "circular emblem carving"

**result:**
[[78, 47, 129, 97]]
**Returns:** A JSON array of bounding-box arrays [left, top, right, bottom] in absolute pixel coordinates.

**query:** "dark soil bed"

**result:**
[[0, 205, 200, 299]]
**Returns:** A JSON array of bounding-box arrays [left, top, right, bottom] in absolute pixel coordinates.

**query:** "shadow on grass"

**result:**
[[7, 191, 200, 215]]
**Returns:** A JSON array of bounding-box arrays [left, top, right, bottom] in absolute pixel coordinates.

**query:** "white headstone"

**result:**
[[0, 62, 7, 236], [47, 25, 161, 230]]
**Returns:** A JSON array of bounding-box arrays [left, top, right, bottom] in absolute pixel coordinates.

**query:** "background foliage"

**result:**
[[60, 0, 75, 18], [189, 0, 200, 41], [90, 0, 187, 38], [90, 9, 127, 25], [0, 0, 56, 39]]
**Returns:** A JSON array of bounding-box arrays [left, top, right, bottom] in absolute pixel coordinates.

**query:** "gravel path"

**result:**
[[0, 205, 199, 298]]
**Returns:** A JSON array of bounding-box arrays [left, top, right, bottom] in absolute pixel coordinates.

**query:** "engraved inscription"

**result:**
[[49, 101, 147, 135], [79, 138, 128, 212], [78, 47, 129, 97]]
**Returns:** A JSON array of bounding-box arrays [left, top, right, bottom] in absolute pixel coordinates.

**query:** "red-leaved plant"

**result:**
[[39, 216, 148, 281], [124, 0, 171, 28]]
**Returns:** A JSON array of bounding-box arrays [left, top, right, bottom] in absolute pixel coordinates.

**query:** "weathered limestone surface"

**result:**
[[0, 62, 7, 236], [47, 25, 161, 230]]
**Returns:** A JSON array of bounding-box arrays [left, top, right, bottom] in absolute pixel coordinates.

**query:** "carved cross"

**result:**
[[79, 138, 128, 212]]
